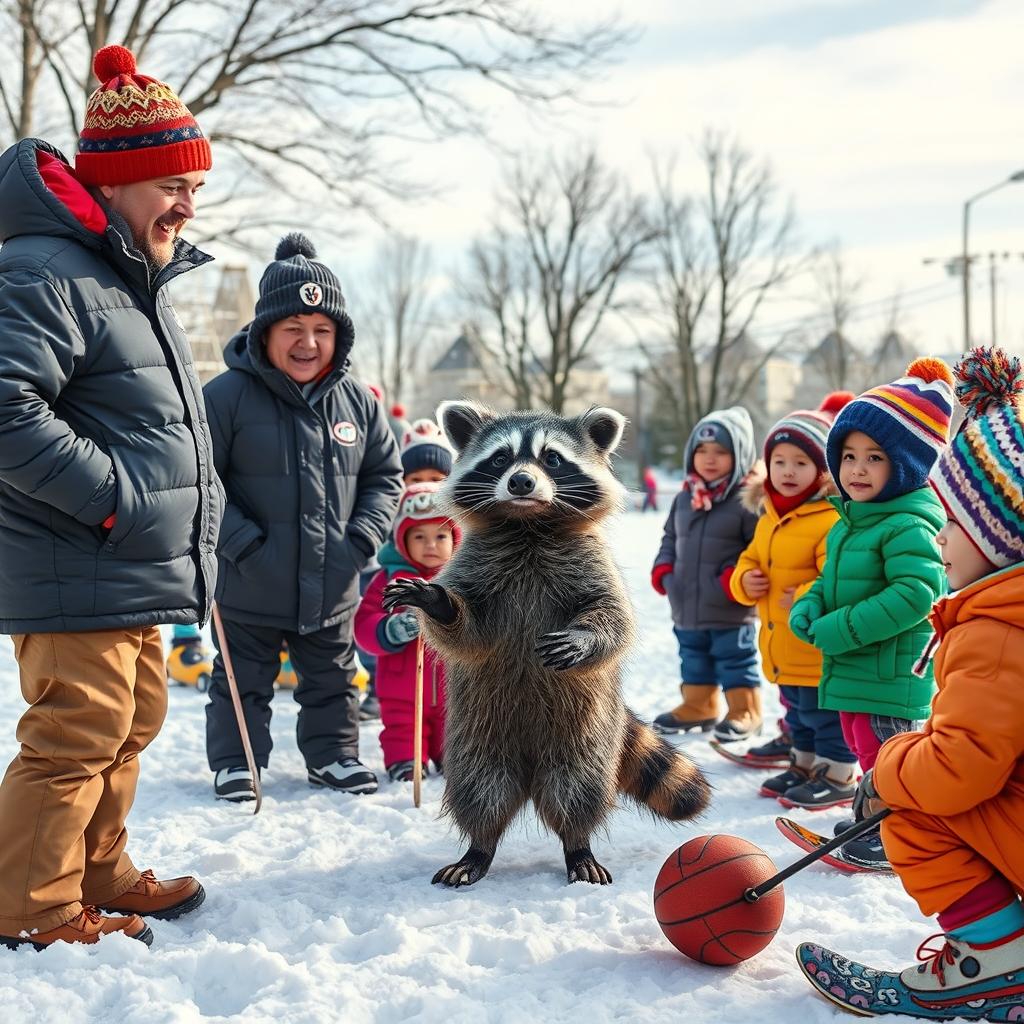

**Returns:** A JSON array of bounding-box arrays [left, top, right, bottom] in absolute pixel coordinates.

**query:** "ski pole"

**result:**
[[212, 603, 263, 815], [413, 635, 424, 808], [744, 807, 891, 902]]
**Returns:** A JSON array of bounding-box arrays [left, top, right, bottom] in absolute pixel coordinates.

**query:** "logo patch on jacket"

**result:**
[[333, 421, 357, 446], [299, 283, 323, 306]]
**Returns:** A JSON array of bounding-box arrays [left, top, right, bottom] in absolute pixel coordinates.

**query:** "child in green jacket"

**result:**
[[790, 358, 952, 866]]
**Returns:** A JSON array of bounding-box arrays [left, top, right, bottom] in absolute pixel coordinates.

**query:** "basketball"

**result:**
[[653, 834, 785, 965]]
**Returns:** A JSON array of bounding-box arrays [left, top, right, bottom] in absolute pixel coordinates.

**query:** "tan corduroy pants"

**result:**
[[0, 627, 167, 933]]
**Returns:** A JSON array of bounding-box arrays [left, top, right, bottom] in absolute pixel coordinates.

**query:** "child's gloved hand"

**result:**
[[789, 608, 812, 641], [853, 769, 886, 820], [384, 610, 420, 646], [651, 564, 673, 595]]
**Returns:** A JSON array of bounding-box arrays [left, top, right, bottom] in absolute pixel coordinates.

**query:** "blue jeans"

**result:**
[[780, 684, 856, 763], [673, 625, 759, 690]]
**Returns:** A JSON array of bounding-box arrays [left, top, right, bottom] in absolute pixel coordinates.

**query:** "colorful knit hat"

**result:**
[[76, 45, 212, 186], [400, 419, 455, 477], [394, 483, 461, 569], [765, 391, 854, 471], [251, 233, 354, 359], [826, 358, 954, 501], [931, 347, 1024, 568]]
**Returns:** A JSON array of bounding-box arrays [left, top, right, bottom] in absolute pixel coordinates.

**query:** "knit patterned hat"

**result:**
[[931, 347, 1024, 568], [826, 358, 954, 501], [394, 483, 461, 568], [400, 419, 455, 477], [252, 234, 354, 356], [765, 391, 854, 471], [75, 46, 211, 186]]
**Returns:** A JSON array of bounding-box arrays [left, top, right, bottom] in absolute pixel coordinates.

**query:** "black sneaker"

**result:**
[[214, 766, 258, 802], [833, 817, 857, 837], [387, 760, 426, 783], [777, 764, 856, 810], [759, 764, 810, 798], [308, 758, 379, 794], [747, 731, 792, 761], [841, 827, 891, 870]]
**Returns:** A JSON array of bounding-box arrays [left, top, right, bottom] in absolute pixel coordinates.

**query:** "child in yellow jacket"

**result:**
[[731, 395, 858, 809]]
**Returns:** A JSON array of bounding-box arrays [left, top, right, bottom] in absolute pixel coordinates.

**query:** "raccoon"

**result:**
[[382, 402, 711, 887]]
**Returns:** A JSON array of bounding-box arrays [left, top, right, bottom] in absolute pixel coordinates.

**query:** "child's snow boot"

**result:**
[[713, 686, 763, 743], [387, 760, 427, 783], [840, 825, 890, 870], [0, 906, 152, 950], [275, 644, 297, 688], [760, 750, 813, 797], [167, 635, 213, 692], [777, 759, 857, 810], [214, 765, 258, 802], [797, 928, 1024, 1019], [653, 683, 722, 734], [308, 757, 378, 794], [746, 728, 792, 763]]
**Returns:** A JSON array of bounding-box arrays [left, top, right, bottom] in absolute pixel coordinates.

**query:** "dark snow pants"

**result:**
[[206, 617, 361, 772]]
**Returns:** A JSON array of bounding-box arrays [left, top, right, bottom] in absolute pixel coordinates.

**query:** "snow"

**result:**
[[0, 510, 931, 1024]]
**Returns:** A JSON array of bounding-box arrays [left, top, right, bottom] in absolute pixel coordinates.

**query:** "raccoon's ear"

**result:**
[[579, 407, 627, 455], [436, 401, 495, 453]]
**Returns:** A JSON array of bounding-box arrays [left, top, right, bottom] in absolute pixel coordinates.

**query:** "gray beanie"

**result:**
[[251, 233, 355, 359]]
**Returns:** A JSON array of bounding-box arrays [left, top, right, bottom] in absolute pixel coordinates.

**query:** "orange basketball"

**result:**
[[653, 834, 785, 965]]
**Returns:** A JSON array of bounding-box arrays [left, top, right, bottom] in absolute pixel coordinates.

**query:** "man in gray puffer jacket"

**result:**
[[203, 233, 403, 802], [0, 46, 222, 949]]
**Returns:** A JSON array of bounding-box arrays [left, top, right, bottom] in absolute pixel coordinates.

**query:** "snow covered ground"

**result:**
[[0, 509, 931, 1024]]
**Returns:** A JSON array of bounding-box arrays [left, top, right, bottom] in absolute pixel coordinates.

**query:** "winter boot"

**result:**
[[760, 750, 813, 798], [214, 765, 259, 802], [746, 728, 793, 763], [797, 928, 1024, 1019], [166, 636, 213, 692], [840, 826, 891, 870], [712, 686, 763, 743], [387, 760, 426, 783], [308, 757, 379, 794], [653, 684, 721, 734], [275, 644, 297, 688], [833, 816, 857, 837], [777, 760, 857, 810], [0, 906, 152, 950], [97, 870, 205, 921]]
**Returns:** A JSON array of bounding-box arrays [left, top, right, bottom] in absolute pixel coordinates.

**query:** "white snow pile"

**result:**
[[0, 510, 930, 1023]]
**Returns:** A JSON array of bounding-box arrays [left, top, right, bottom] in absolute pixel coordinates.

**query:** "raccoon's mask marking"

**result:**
[[437, 402, 626, 525]]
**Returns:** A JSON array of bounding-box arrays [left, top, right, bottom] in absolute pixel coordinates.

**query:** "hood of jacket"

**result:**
[[830, 485, 945, 532], [684, 406, 756, 497], [933, 562, 1024, 637], [222, 321, 354, 409]]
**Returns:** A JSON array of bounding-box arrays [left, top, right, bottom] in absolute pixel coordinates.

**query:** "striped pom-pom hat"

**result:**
[[76, 45, 212, 186], [826, 357, 954, 501], [931, 346, 1024, 568], [765, 391, 854, 471]]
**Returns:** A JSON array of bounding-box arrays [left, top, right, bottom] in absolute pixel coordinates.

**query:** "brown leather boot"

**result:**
[[653, 683, 722, 734], [97, 870, 205, 921], [0, 905, 152, 950], [713, 686, 763, 743]]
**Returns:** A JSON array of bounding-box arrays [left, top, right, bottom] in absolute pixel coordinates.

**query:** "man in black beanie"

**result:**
[[202, 233, 403, 801]]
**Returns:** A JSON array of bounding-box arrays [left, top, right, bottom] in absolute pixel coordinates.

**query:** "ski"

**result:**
[[775, 817, 894, 875], [709, 738, 790, 770]]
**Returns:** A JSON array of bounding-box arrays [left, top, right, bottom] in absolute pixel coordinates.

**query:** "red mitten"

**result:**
[[651, 563, 673, 595], [719, 565, 736, 600]]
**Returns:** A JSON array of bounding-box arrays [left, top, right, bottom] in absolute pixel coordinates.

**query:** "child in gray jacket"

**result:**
[[651, 407, 762, 741]]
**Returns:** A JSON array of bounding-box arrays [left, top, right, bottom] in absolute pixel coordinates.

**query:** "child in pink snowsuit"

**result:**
[[354, 483, 461, 781]]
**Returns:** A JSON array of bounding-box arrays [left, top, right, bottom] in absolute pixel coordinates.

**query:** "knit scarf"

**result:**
[[683, 473, 731, 512], [765, 478, 821, 517]]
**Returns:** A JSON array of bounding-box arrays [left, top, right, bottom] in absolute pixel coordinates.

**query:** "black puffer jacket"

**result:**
[[203, 326, 403, 634], [0, 138, 223, 632]]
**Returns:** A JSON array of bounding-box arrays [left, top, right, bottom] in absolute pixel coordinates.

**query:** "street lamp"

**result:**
[[963, 170, 1024, 346]]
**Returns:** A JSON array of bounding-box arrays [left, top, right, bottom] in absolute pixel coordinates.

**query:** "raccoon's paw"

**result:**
[[432, 847, 493, 888], [382, 579, 456, 625], [535, 628, 597, 670], [566, 847, 612, 885]]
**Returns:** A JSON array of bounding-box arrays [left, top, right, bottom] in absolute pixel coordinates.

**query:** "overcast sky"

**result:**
[[259, 0, 1024, 377]]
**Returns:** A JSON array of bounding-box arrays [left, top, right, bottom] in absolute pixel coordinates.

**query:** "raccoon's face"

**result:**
[[437, 402, 627, 530]]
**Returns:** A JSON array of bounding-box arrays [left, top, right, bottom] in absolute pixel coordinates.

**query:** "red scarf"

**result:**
[[765, 478, 821, 517], [683, 473, 731, 511]]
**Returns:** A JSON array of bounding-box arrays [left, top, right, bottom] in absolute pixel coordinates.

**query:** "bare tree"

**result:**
[[804, 241, 865, 390], [639, 131, 804, 442], [465, 148, 658, 413], [354, 233, 433, 406], [3, 0, 630, 248]]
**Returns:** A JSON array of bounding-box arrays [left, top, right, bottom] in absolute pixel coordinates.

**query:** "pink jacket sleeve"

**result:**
[[354, 570, 391, 657]]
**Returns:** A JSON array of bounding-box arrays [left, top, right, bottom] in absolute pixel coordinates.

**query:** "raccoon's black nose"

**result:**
[[508, 471, 536, 496]]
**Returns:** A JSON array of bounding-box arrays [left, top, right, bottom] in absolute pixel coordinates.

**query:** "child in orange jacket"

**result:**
[[797, 347, 1024, 1021], [730, 394, 857, 809]]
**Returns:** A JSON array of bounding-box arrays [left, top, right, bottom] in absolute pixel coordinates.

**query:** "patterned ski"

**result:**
[[709, 738, 790, 770], [775, 817, 894, 875]]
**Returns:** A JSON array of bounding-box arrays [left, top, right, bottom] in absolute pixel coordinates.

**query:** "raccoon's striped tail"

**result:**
[[617, 711, 711, 821]]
